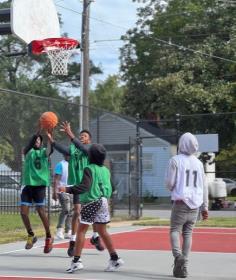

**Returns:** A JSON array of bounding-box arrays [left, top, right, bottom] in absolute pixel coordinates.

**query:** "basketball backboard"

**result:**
[[11, 0, 60, 44], [195, 134, 219, 153]]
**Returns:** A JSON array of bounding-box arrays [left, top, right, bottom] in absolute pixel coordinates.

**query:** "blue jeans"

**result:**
[[57, 192, 73, 232], [170, 202, 199, 264]]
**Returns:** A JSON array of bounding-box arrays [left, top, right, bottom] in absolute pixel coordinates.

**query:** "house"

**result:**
[[90, 112, 177, 200]]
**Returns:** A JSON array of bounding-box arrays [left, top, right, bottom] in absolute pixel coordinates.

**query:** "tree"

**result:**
[[120, 0, 236, 119], [89, 75, 125, 113], [120, 0, 236, 173]]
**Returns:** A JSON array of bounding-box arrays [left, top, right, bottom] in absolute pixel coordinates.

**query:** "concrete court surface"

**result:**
[[0, 225, 236, 280]]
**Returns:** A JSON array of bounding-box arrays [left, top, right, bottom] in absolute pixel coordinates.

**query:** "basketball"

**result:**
[[39, 111, 58, 130]]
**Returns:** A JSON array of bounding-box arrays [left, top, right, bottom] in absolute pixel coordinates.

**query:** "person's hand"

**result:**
[[60, 121, 75, 139], [201, 210, 208, 220], [58, 186, 66, 193], [46, 130, 54, 143], [52, 191, 58, 201]]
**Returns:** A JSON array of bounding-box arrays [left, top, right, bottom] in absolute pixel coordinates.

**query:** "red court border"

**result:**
[[54, 226, 236, 253]]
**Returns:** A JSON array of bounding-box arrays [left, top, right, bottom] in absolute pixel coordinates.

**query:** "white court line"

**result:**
[[0, 275, 98, 280], [0, 226, 152, 255]]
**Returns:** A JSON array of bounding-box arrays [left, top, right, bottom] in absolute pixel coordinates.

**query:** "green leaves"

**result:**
[[120, 0, 236, 119], [90, 75, 125, 113]]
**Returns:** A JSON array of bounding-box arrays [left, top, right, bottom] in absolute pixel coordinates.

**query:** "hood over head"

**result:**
[[89, 144, 106, 166], [178, 132, 199, 155]]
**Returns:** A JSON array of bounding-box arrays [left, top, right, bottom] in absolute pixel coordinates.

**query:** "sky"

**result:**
[[55, 0, 141, 88]]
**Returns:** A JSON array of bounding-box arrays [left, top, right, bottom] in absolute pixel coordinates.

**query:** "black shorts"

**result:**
[[73, 193, 80, 205], [20, 185, 46, 206]]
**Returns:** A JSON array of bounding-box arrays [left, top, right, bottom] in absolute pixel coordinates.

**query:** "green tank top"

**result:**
[[22, 148, 50, 186], [68, 143, 89, 185], [79, 164, 112, 204]]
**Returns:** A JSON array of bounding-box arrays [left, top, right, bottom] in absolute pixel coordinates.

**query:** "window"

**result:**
[[108, 152, 128, 173], [143, 153, 153, 172]]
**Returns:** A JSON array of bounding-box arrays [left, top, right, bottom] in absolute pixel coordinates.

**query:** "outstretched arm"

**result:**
[[46, 130, 70, 156], [23, 134, 38, 155], [60, 167, 92, 195], [60, 121, 89, 154]]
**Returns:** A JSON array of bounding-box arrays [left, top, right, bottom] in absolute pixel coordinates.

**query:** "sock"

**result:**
[[70, 234, 76, 241], [27, 230, 34, 236], [92, 232, 99, 239], [46, 232, 51, 238], [110, 252, 118, 261], [73, 256, 80, 263]]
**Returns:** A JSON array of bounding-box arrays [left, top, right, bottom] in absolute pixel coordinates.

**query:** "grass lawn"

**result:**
[[1, 214, 236, 245], [0, 213, 58, 244], [132, 217, 236, 227]]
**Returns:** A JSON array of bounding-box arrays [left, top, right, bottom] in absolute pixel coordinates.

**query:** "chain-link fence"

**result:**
[[0, 88, 143, 217], [1, 88, 236, 217]]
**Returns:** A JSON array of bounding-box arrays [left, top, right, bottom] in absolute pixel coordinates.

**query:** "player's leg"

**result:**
[[95, 197, 124, 271], [181, 207, 199, 277], [170, 202, 188, 278], [64, 194, 73, 239], [56, 192, 71, 239], [68, 194, 81, 257], [33, 186, 53, 253], [20, 185, 37, 249], [67, 198, 103, 273], [66, 222, 89, 273], [90, 223, 104, 251]]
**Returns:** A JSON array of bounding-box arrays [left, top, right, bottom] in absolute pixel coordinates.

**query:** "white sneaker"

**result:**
[[56, 228, 64, 240], [105, 258, 124, 272], [66, 260, 84, 273], [64, 230, 72, 239]]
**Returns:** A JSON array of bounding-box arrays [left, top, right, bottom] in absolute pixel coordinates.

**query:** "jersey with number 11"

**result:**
[[172, 153, 205, 209]]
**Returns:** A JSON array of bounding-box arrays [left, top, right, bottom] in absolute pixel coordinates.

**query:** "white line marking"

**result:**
[[0, 226, 151, 255], [0, 276, 98, 280]]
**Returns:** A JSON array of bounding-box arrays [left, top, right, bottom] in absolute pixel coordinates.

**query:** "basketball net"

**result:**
[[44, 46, 76, 76]]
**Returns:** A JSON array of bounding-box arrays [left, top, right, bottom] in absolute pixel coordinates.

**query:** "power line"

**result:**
[[89, 36, 236, 64], [153, 37, 236, 64], [56, 4, 129, 30]]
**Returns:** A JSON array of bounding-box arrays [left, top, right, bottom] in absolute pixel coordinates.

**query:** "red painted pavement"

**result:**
[[54, 227, 236, 253]]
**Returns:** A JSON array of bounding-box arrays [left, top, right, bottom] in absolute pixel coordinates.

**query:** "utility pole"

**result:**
[[80, 0, 92, 130]]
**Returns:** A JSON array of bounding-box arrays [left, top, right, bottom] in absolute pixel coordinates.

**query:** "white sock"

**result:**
[[70, 234, 76, 241], [92, 232, 99, 238]]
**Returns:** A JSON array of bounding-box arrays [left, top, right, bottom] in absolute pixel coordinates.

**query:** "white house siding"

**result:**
[[142, 146, 172, 197], [90, 113, 174, 198], [90, 114, 137, 144]]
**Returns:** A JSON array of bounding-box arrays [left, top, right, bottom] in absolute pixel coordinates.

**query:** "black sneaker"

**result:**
[[67, 241, 75, 257], [173, 255, 187, 278], [90, 236, 104, 251]]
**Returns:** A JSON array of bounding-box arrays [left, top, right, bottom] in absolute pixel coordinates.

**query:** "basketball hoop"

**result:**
[[29, 38, 80, 75]]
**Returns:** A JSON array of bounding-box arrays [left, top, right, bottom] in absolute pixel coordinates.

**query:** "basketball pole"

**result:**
[[80, 0, 92, 131]]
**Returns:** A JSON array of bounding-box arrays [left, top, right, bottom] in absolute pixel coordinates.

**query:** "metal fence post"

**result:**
[[136, 113, 141, 219], [176, 113, 181, 152]]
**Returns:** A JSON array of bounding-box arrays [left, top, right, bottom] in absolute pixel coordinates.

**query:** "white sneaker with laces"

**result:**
[[105, 258, 124, 272], [66, 260, 84, 273], [64, 230, 72, 239], [56, 228, 64, 240]]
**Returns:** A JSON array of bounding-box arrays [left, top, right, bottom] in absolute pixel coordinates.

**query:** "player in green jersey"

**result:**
[[20, 132, 53, 254], [47, 122, 104, 256]]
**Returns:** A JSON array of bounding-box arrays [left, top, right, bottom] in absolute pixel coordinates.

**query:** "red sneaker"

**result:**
[[44, 237, 54, 253]]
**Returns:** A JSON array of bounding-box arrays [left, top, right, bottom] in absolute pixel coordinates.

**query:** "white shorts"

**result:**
[[80, 197, 110, 225]]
